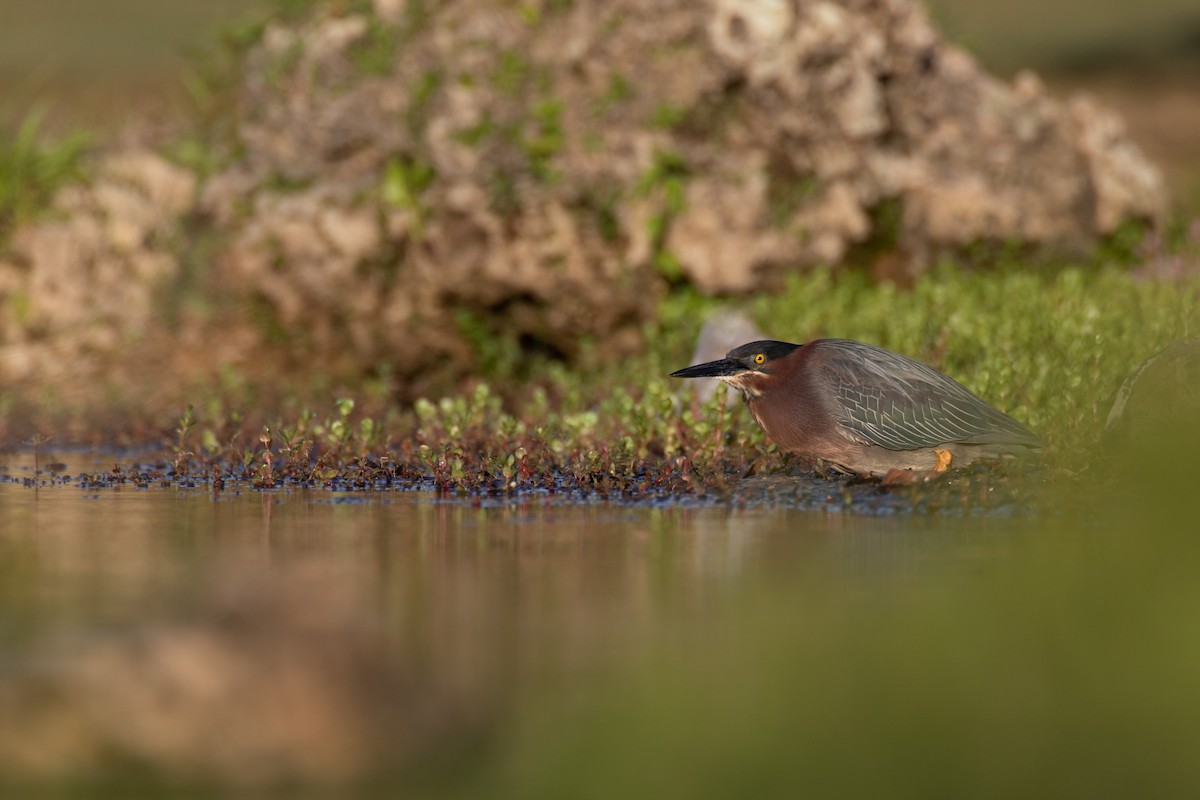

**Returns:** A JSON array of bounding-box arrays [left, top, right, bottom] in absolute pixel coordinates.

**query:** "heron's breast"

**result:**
[[747, 383, 835, 452]]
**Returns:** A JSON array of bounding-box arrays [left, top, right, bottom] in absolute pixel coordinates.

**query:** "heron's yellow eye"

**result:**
[[753, 353, 766, 365]]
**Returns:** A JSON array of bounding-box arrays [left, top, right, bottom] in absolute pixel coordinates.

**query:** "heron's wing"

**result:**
[[814, 340, 1041, 452]]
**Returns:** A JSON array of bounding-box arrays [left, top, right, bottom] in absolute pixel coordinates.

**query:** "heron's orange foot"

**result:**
[[934, 448, 953, 473]]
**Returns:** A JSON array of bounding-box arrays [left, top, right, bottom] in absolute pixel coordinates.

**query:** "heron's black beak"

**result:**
[[670, 358, 744, 379]]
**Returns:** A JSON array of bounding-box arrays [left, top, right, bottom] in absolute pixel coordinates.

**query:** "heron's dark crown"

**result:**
[[725, 340, 803, 370]]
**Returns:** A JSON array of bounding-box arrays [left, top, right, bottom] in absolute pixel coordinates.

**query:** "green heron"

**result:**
[[671, 339, 1040, 478]]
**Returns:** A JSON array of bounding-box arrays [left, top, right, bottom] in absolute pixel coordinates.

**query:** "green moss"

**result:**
[[576, 184, 622, 242], [868, 197, 905, 251], [652, 250, 685, 281], [381, 156, 435, 213], [164, 135, 222, 180], [246, 292, 295, 348], [8, 291, 30, 325], [406, 69, 444, 135], [489, 171, 520, 217], [671, 91, 740, 139], [767, 171, 820, 230], [348, 18, 399, 76], [525, 99, 565, 183], [636, 149, 690, 279], [1095, 218, 1154, 266], [455, 309, 525, 380], [453, 114, 496, 148], [261, 171, 314, 194], [594, 72, 635, 117], [400, 0, 432, 35], [493, 50, 531, 97], [650, 103, 688, 130], [636, 149, 689, 199], [518, 2, 541, 26]]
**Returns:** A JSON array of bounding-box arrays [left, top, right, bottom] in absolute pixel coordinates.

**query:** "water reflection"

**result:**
[[0, 452, 1028, 788]]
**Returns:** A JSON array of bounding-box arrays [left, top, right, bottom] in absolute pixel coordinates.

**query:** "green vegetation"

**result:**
[[261, 170, 315, 194], [636, 149, 690, 280], [348, 17, 399, 76], [381, 155, 435, 223], [525, 99, 565, 182], [452, 113, 496, 148], [767, 170, 821, 230], [493, 50, 531, 98], [744, 265, 1188, 438], [650, 102, 689, 130], [119, 261, 1195, 499], [405, 69, 444, 137], [518, 2, 541, 27], [594, 72, 635, 118], [454, 309, 526, 380], [577, 182, 623, 242], [643, 263, 1191, 458], [0, 108, 90, 240]]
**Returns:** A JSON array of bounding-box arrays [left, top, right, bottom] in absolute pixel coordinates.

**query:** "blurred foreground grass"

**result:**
[[475, 481, 1200, 800]]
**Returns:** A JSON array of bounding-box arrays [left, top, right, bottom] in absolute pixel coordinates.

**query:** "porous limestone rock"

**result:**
[[0, 0, 1168, 406]]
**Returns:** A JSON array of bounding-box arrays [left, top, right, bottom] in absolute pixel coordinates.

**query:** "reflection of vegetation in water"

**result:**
[[4, 451, 1196, 794], [484, 477, 1200, 799]]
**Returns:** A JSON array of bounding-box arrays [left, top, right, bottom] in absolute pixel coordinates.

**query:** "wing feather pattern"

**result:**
[[815, 340, 1041, 452]]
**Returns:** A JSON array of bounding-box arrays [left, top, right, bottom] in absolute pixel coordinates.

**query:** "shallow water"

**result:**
[[0, 450, 1196, 796], [0, 454, 1004, 665]]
